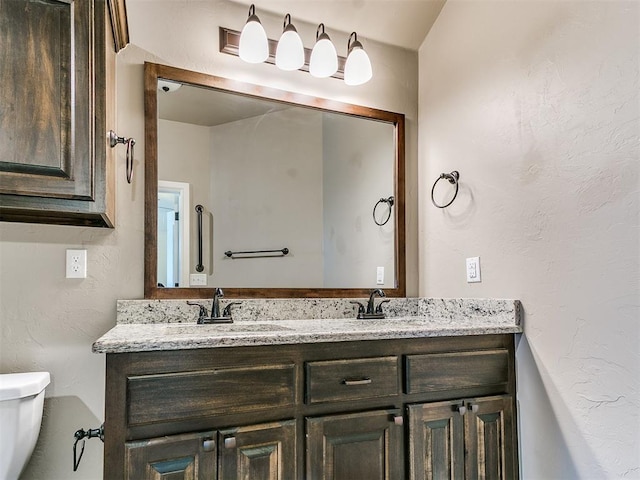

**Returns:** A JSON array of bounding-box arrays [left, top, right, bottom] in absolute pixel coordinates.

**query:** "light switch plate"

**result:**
[[466, 257, 481, 283], [376, 266, 384, 285]]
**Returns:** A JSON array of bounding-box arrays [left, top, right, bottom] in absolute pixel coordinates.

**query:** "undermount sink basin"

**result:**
[[163, 323, 293, 335]]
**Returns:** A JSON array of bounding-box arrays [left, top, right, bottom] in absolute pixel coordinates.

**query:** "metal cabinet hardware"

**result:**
[[342, 377, 372, 386]]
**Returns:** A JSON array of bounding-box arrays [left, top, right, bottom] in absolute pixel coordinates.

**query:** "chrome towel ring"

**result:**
[[431, 171, 460, 209], [109, 130, 136, 184]]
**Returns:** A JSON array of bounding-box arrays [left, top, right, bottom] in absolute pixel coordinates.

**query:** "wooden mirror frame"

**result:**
[[144, 62, 405, 299]]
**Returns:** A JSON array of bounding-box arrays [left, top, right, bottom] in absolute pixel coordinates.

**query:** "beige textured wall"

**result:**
[[0, 1, 418, 478], [418, 1, 639, 477]]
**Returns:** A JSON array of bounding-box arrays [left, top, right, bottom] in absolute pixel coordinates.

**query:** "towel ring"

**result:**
[[109, 130, 136, 184], [373, 196, 394, 226], [431, 171, 460, 208]]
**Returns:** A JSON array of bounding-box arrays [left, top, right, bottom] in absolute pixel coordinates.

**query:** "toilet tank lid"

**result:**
[[0, 372, 50, 401]]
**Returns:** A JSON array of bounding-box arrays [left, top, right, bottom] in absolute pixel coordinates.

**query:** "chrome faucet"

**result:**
[[351, 289, 388, 320], [186, 287, 242, 324]]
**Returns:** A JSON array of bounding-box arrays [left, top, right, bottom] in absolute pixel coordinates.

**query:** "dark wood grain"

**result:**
[[125, 431, 217, 480], [408, 400, 465, 480], [143, 62, 406, 299], [127, 364, 296, 425], [218, 420, 296, 480], [306, 409, 404, 480], [0, 0, 123, 227], [305, 356, 399, 404], [405, 349, 509, 394]]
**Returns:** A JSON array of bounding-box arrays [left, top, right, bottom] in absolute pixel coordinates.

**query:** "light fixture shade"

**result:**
[[239, 5, 268, 64], [345, 48, 372, 86], [275, 16, 304, 71], [344, 32, 372, 86], [309, 24, 338, 78]]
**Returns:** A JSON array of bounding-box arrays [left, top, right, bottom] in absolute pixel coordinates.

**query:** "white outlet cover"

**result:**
[[66, 249, 87, 279], [190, 274, 207, 286], [466, 257, 481, 283]]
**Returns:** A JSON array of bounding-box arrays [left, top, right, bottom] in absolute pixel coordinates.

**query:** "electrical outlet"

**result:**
[[190, 274, 207, 286], [376, 266, 384, 285], [66, 249, 87, 278], [466, 257, 481, 283]]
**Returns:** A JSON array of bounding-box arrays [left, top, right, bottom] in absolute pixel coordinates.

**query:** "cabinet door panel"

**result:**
[[218, 420, 296, 480], [125, 431, 216, 480], [306, 409, 404, 480], [408, 400, 465, 480], [465, 395, 517, 480]]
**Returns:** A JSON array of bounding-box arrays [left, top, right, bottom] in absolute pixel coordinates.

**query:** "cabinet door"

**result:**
[[408, 400, 465, 480], [0, 0, 117, 227], [306, 409, 404, 480], [218, 420, 296, 480], [125, 431, 216, 480], [464, 395, 518, 480]]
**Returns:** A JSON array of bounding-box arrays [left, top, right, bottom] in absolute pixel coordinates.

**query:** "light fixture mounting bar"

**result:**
[[220, 27, 346, 79]]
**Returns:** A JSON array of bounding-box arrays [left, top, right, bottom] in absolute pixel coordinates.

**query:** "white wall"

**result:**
[[418, 1, 639, 478], [0, 1, 418, 478], [209, 109, 324, 287], [323, 114, 396, 288]]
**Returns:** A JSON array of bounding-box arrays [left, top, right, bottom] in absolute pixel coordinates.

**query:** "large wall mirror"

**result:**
[[144, 62, 405, 298]]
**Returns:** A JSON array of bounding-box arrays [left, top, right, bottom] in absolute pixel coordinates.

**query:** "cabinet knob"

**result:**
[[202, 439, 216, 452], [224, 436, 237, 449], [469, 403, 479, 413], [457, 405, 467, 416], [393, 415, 404, 426]]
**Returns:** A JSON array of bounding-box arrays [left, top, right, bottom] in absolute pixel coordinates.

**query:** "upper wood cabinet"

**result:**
[[0, 0, 129, 227]]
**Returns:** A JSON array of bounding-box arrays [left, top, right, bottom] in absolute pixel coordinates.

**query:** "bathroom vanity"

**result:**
[[94, 298, 522, 480]]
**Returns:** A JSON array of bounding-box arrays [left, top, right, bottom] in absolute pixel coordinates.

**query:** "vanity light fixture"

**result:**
[[275, 14, 304, 71], [238, 4, 269, 63], [309, 23, 338, 78], [344, 32, 372, 86]]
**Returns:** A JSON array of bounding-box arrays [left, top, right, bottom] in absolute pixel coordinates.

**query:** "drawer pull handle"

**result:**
[[457, 405, 467, 416], [469, 403, 479, 413], [224, 436, 237, 449], [342, 377, 372, 386]]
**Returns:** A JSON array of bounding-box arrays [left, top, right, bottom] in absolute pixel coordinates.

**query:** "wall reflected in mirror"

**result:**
[[157, 81, 397, 289]]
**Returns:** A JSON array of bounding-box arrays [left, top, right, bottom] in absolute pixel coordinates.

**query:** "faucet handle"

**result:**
[[222, 302, 242, 318], [186, 301, 208, 323], [350, 301, 366, 317], [375, 299, 390, 314]]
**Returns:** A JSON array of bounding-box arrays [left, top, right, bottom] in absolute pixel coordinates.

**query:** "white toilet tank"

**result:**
[[0, 372, 50, 480]]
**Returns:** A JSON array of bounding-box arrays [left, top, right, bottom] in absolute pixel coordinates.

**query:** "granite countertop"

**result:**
[[92, 298, 523, 354]]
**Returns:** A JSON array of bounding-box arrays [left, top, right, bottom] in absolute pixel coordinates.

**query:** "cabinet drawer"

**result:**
[[306, 356, 399, 404], [405, 349, 509, 394], [127, 364, 296, 426]]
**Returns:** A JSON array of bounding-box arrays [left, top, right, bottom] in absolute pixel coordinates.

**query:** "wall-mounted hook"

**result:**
[[109, 130, 136, 184]]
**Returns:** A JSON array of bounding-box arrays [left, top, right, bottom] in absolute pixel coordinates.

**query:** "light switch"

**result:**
[[376, 266, 384, 285]]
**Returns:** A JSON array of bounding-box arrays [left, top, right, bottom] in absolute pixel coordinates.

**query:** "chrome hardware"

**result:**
[[342, 377, 372, 386], [195, 205, 204, 272], [202, 439, 216, 452], [457, 405, 467, 416], [393, 415, 404, 426], [224, 436, 237, 449], [222, 302, 242, 317], [108, 130, 136, 184], [469, 403, 479, 413], [187, 301, 208, 321]]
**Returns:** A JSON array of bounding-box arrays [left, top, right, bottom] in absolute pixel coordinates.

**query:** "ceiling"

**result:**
[[230, 0, 447, 51]]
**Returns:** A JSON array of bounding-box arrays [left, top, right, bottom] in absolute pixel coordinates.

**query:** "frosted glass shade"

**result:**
[[309, 37, 338, 78], [276, 28, 304, 71], [239, 19, 268, 63], [344, 47, 372, 86]]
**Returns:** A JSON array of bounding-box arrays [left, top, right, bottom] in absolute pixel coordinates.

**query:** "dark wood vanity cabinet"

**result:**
[[0, 0, 127, 227], [104, 335, 519, 480]]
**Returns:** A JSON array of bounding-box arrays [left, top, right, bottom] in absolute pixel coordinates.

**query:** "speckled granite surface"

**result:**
[[93, 298, 522, 353]]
